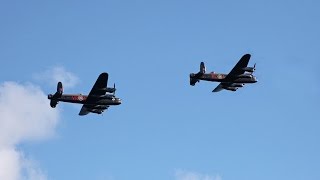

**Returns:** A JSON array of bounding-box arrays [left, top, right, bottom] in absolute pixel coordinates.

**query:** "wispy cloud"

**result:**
[[0, 82, 60, 180], [33, 66, 79, 89], [175, 169, 222, 180]]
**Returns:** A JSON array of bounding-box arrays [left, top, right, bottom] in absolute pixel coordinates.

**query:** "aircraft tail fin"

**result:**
[[57, 82, 63, 94], [190, 76, 199, 86], [48, 82, 63, 108], [200, 62, 206, 74], [190, 62, 206, 86]]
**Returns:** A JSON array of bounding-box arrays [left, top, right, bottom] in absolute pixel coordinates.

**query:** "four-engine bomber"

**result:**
[[190, 54, 258, 92], [48, 72, 121, 116]]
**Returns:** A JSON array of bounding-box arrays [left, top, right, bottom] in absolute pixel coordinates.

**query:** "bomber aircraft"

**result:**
[[48, 72, 121, 115], [190, 54, 257, 92]]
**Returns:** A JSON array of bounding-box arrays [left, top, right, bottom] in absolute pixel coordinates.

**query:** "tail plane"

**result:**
[[190, 62, 206, 86], [48, 82, 63, 108]]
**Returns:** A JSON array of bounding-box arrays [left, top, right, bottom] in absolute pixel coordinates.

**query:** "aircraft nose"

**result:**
[[116, 98, 122, 105]]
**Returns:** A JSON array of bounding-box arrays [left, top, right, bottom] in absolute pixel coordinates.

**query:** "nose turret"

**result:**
[[253, 76, 258, 82], [115, 98, 122, 105]]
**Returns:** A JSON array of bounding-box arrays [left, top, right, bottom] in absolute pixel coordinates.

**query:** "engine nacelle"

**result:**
[[223, 86, 238, 91], [92, 105, 109, 110], [100, 94, 115, 99], [231, 83, 245, 87], [105, 87, 116, 93], [242, 67, 255, 73], [236, 74, 252, 78], [97, 84, 116, 93], [88, 109, 103, 114]]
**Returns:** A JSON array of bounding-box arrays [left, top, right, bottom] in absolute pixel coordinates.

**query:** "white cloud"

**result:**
[[175, 170, 222, 180], [21, 154, 48, 180], [0, 148, 20, 180], [33, 66, 79, 89], [0, 82, 60, 180]]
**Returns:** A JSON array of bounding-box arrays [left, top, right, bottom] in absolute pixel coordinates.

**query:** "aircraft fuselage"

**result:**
[[48, 94, 122, 106], [190, 72, 257, 83]]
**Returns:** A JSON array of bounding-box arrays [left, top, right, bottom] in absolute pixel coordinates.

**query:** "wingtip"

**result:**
[[98, 72, 109, 80], [244, 54, 251, 58], [212, 89, 220, 92]]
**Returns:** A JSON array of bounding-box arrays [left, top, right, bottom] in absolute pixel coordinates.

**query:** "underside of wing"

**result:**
[[79, 106, 90, 116], [213, 82, 243, 92], [212, 83, 224, 92], [225, 54, 251, 80], [79, 105, 109, 116]]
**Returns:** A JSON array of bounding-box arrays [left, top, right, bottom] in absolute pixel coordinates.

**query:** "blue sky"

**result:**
[[0, 0, 319, 180]]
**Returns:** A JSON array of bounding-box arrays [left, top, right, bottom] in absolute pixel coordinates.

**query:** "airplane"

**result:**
[[48, 72, 121, 115], [189, 54, 257, 92]]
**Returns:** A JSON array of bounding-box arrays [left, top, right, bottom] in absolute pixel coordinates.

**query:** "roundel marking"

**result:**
[[78, 95, 84, 101]]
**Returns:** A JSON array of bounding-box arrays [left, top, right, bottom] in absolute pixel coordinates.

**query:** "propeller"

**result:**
[[113, 83, 116, 96], [250, 63, 256, 75]]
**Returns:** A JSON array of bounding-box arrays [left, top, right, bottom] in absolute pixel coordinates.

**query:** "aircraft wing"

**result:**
[[79, 105, 109, 116], [212, 82, 243, 92], [212, 83, 224, 92], [79, 72, 109, 116], [225, 54, 251, 80], [79, 106, 90, 116]]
